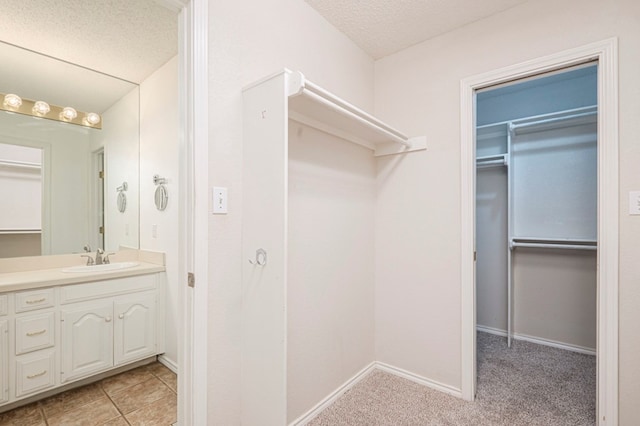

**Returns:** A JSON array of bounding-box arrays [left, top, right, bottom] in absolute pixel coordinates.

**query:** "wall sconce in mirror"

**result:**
[[153, 175, 168, 211], [116, 182, 128, 213], [1, 92, 102, 129]]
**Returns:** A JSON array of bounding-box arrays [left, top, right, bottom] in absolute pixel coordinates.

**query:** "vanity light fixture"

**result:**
[[0, 92, 102, 129], [84, 112, 101, 126], [32, 101, 50, 116], [60, 106, 78, 121], [3, 93, 22, 109]]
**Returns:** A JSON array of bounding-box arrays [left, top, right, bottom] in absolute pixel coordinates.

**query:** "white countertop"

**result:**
[[0, 249, 166, 292]]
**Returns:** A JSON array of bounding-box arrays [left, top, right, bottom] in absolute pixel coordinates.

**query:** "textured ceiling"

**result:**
[[0, 0, 178, 84], [305, 0, 529, 59]]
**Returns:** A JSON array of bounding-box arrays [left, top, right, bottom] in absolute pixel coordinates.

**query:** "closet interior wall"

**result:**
[[476, 65, 598, 352], [287, 120, 376, 421], [242, 70, 425, 424]]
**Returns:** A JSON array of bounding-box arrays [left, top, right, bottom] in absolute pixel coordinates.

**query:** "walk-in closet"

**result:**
[[475, 64, 598, 420]]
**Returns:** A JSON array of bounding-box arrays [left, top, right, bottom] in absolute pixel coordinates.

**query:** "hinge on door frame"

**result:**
[[474, 251, 477, 261], [99, 170, 104, 179], [188, 272, 195, 288], [99, 226, 104, 234]]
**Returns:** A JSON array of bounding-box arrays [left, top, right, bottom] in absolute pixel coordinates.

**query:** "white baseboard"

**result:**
[[158, 354, 178, 373], [289, 362, 376, 426], [476, 325, 596, 356], [290, 361, 462, 425], [375, 362, 462, 398]]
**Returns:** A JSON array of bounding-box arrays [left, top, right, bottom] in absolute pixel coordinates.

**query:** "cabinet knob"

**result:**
[[118, 314, 124, 319], [105, 317, 112, 322]]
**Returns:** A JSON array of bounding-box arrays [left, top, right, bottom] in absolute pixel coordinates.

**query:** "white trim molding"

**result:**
[[290, 361, 462, 425], [460, 38, 619, 425], [476, 325, 597, 356], [170, 0, 209, 424], [290, 362, 377, 426]]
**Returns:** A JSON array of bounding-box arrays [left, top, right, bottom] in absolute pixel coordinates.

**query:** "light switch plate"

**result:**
[[629, 191, 640, 215], [213, 187, 228, 214]]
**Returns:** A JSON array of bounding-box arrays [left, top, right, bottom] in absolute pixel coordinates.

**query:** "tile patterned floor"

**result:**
[[0, 361, 177, 426]]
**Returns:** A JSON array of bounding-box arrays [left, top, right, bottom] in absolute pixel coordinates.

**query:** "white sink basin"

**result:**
[[61, 261, 140, 273]]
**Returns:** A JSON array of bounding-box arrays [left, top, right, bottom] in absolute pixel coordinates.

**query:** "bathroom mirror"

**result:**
[[0, 41, 140, 257]]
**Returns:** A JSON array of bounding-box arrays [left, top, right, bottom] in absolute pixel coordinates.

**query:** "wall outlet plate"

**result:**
[[629, 191, 640, 215]]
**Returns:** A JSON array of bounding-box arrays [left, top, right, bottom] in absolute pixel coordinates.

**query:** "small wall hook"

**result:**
[[248, 248, 267, 266]]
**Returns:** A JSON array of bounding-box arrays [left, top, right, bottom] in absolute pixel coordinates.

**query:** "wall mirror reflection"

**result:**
[[0, 41, 140, 257]]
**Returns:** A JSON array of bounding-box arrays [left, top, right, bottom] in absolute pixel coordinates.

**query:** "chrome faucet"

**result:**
[[95, 248, 105, 265]]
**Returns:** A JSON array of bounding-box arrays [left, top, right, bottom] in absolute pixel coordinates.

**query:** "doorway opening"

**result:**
[[460, 38, 619, 425], [474, 64, 597, 424]]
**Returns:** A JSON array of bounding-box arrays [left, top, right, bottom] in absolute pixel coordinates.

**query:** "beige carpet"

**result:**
[[309, 332, 596, 425]]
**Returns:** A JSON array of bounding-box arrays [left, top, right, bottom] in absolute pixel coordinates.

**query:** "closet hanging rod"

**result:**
[[513, 237, 596, 244], [288, 70, 412, 148], [477, 159, 506, 168], [511, 238, 597, 250], [0, 159, 41, 170], [510, 241, 597, 251], [296, 87, 411, 148]]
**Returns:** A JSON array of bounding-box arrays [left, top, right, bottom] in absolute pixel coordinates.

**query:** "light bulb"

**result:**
[[32, 101, 50, 115], [3, 94, 22, 108], [61, 107, 77, 120], [85, 112, 101, 125]]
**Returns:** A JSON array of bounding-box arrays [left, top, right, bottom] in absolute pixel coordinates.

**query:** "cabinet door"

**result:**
[[61, 302, 113, 383], [0, 320, 7, 404], [114, 293, 156, 365]]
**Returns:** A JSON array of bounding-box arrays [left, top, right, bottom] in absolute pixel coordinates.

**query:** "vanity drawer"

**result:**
[[15, 289, 55, 313], [0, 295, 6, 316], [15, 350, 56, 397], [15, 312, 55, 355]]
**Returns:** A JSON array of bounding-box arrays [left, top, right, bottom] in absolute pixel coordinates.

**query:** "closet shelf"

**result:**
[[286, 70, 427, 157]]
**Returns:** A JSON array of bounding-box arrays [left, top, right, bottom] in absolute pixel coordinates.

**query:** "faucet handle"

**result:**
[[83, 245, 92, 253], [80, 255, 95, 266], [103, 253, 116, 264]]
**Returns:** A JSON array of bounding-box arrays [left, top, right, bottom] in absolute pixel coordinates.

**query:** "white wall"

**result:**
[[287, 122, 376, 421], [209, 0, 374, 422], [98, 89, 140, 252], [373, 0, 640, 422], [139, 56, 179, 367]]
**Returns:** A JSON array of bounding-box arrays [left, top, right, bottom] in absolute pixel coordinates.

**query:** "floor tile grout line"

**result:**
[[41, 385, 112, 423], [106, 376, 175, 418]]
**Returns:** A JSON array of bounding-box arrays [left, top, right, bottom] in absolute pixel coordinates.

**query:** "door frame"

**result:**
[[460, 38, 618, 425], [160, 0, 209, 424]]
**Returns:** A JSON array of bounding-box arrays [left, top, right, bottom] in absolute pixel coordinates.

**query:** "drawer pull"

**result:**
[[26, 329, 47, 337], [27, 370, 47, 379], [25, 298, 46, 305]]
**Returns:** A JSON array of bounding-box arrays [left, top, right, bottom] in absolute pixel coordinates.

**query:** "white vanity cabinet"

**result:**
[[0, 320, 8, 404], [0, 294, 7, 404], [61, 301, 114, 383], [0, 272, 164, 407], [60, 291, 157, 383], [114, 293, 156, 366]]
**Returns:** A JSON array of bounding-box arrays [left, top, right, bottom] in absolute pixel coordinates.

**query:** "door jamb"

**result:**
[[460, 38, 618, 425], [159, 0, 209, 424]]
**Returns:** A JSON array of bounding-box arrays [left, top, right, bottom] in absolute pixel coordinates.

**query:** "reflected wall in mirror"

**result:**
[[0, 41, 140, 257]]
